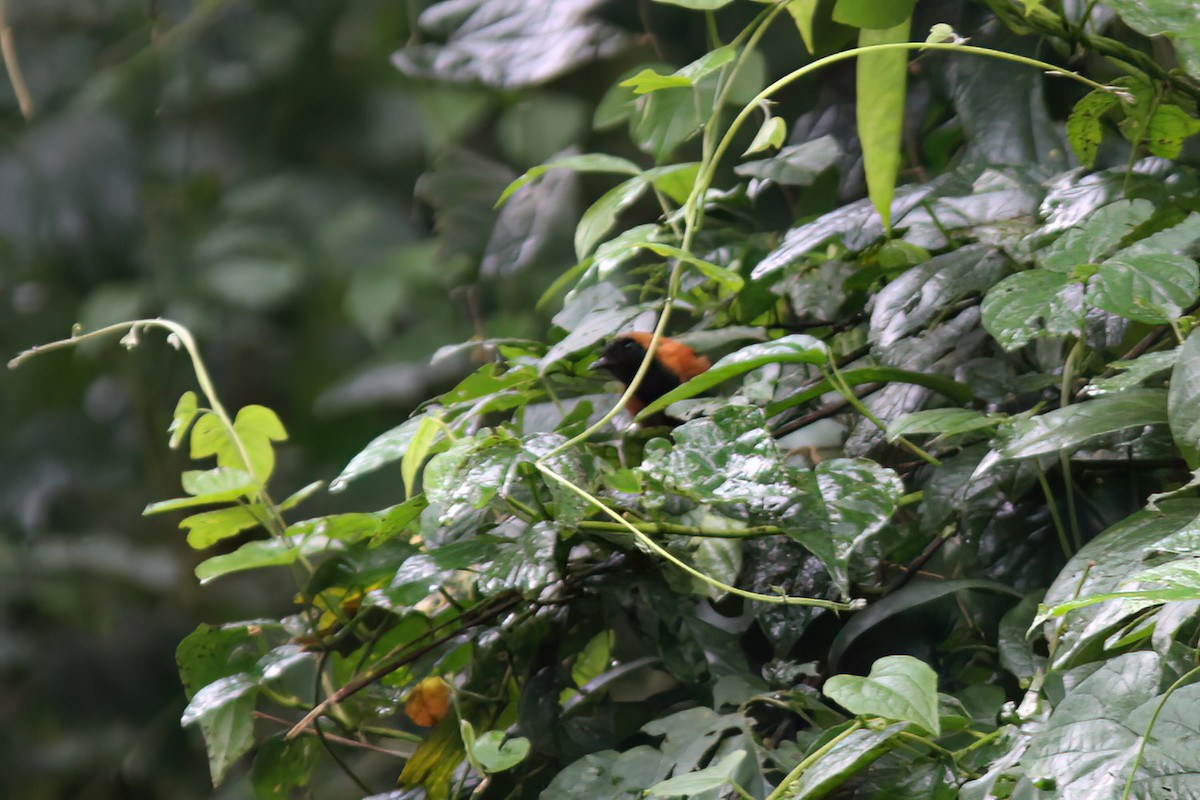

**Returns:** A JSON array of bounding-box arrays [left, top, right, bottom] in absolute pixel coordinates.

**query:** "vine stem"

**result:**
[[9, 319, 295, 546], [764, 721, 864, 800], [535, 462, 861, 611], [0, 0, 33, 119]]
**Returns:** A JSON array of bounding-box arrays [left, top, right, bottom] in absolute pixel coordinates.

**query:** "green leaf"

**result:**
[[645, 750, 746, 797], [1170, 329, 1200, 468], [572, 629, 614, 688], [195, 539, 310, 583], [169, 391, 200, 450], [575, 175, 652, 259], [1102, 0, 1200, 76], [886, 409, 1002, 442], [785, 0, 820, 52], [1088, 253, 1199, 324], [765, 366, 976, 418], [997, 389, 1169, 460], [1147, 104, 1200, 159], [735, 136, 842, 185], [495, 153, 642, 207], [1066, 88, 1121, 168], [1020, 651, 1200, 797], [402, 415, 445, 497], [638, 243, 744, 292], [620, 46, 736, 95], [1038, 199, 1155, 272], [823, 655, 941, 735], [856, 19, 911, 228], [541, 747, 665, 799], [330, 414, 429, 492], [743, 115, 787, 156], [189, 406, 287, 483], [981, 270, 1083, 350], [469, 730, 531, 773], [1039, 499, 1200, 667], [144, 468, 257, 515], [251, 735, 319, 800], [834, 0, 918, 28], [182, 505, 264, 549], [780, 722, 908, 800], [1083, 350, 1178, 397], [638, 334, 828, 418]]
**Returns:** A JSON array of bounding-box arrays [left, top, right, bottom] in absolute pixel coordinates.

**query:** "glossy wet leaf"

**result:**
[[833, 0, 917, 28], [981, 270, 1084, 350], [1083, 350, 1177, 397], [1020, 651, 1200, 799], [871, 245, 1011, 348], [1040, 500, 1200, 667], [540, 746, 665, 799], [735, 136, 841, 185], [1087, 253, 1199, 324], [824, 655, 941, 735], [997, 389, 1169, 460], [329, 413, 430, 492], [393, 0, 630, 88], [1038, 199, 1155, 272], [782, 722, 909, 800]]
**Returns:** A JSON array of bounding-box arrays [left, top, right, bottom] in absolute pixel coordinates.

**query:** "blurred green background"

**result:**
[[0, 1, 673, 795]]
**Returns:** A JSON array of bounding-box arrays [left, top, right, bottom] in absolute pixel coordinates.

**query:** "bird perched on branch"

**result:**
[[590, 332, 711, 419]]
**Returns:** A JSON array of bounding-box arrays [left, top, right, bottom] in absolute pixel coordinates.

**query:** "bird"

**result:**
[[589, 332, 711, 418]]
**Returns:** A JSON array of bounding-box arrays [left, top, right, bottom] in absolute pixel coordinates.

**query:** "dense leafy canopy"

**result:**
[[10, 0, 1200, 798]]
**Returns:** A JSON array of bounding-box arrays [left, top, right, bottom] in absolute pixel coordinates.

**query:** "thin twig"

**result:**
[[0, 0, 34, 120]]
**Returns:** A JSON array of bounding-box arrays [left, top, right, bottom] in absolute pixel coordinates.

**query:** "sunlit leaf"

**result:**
[[856, 19, 910, 229], [824, 655, 941, 735]]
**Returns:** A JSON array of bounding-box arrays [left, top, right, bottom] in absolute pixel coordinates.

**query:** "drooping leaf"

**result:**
[[784, 0, 820, 52], [620, 46, 736, 95], [1066, 88, 1121, 168], [834, 0, 918, 29], [743, 115, 787, 156], [855, 19, 911, 229]]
